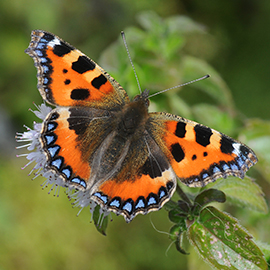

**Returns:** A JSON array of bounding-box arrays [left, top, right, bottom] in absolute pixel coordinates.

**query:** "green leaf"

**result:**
[[168, 200, 190, 224], [257, 242, 270, 265], [164, 200, 179, 211], [182, 56, 234, 110], [137, 11, 165, 33], [193, 189, 226, 216], [206, 177, 268, 214], [239, 119, 270, 140], [238, 119, 270, 182], [166, 15, 206, 34], [164, 200, 179, 212], [188, 206, 267, 270], [168, 93, 193, 119], [93, 205, 109, 236], [162, 34, 185, 60], [249, 135, 270, 183], [169, 224, 189, 255]]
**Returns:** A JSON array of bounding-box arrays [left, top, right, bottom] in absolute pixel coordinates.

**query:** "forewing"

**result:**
[[147, 112, 258, 187], [25, 30, 129, 109]]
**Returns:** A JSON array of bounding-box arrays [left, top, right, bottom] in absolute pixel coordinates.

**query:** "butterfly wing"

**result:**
[[41, 106, 176, 222], [25, 30, 129, 110], [90, 133, 176, 222], [40, 106, 114, 189], [26, 30, 258, 224], [147, 112, 258, 187]]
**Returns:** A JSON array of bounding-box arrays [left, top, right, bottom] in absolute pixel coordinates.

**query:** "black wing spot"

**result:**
[[68, 108, 92, 135], [70, 88, 90, 100], [72, 56, 96, 74], [141, 157, 162, 179], [141, 152, 169, 179], [239, 145, 250, 156], [192, 154, 197, 160], [175, 122, 186, 138], [220, 135, 235, 154], [50, 112, 60, 120], [53, 41, 74, 57], [43, 33, 54, 42], [171, 143, 185, 162], [166, 181, 174, 190], [64, 79, 71, 85], [91, 74, 107, 89], [194, 125, 213, 147]]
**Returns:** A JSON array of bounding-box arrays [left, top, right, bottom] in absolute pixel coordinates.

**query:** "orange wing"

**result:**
[[40, 106, 177, 222], [91, 133, 177, 222], [40, 106, 113, 190], [25, 30, 129, 110], [147, 112, 258, 187]]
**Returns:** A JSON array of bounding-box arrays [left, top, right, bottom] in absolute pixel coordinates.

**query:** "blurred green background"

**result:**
[[1, 0, 270, 269]]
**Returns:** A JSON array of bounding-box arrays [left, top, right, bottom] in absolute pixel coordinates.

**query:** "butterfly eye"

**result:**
[[145, 99, 150, 107]]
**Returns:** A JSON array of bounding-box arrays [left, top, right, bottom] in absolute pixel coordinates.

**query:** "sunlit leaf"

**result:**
[[257, 242, 270, 265], [182, 56, 234, 109], [206, 177, 268, 214], [238, 119, 270, 182], [188, 206, 267, 270]]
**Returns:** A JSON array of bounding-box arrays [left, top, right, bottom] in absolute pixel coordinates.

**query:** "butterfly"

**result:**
[[25, 30, 257, 222]]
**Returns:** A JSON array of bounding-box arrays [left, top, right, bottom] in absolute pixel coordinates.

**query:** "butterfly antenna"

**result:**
[[148, 74, 210, 98], [121, 31, 142, 93]]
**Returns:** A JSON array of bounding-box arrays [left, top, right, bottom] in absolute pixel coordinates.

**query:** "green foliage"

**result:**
[[189, 207, 267, 270], [166, 186, 267, 269], [166, 189, 226, 255], [95, 12, 270, 269], [163, 186, 268, 269], [240, 119, 270, 183], [206, 176, 267, 214], [1, 3, 269, 269], [92, 205, 109, 236], [100, 11, 234, 115]]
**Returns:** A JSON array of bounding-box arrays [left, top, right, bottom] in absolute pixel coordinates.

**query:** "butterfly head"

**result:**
[[132, 89, 150, 108]]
